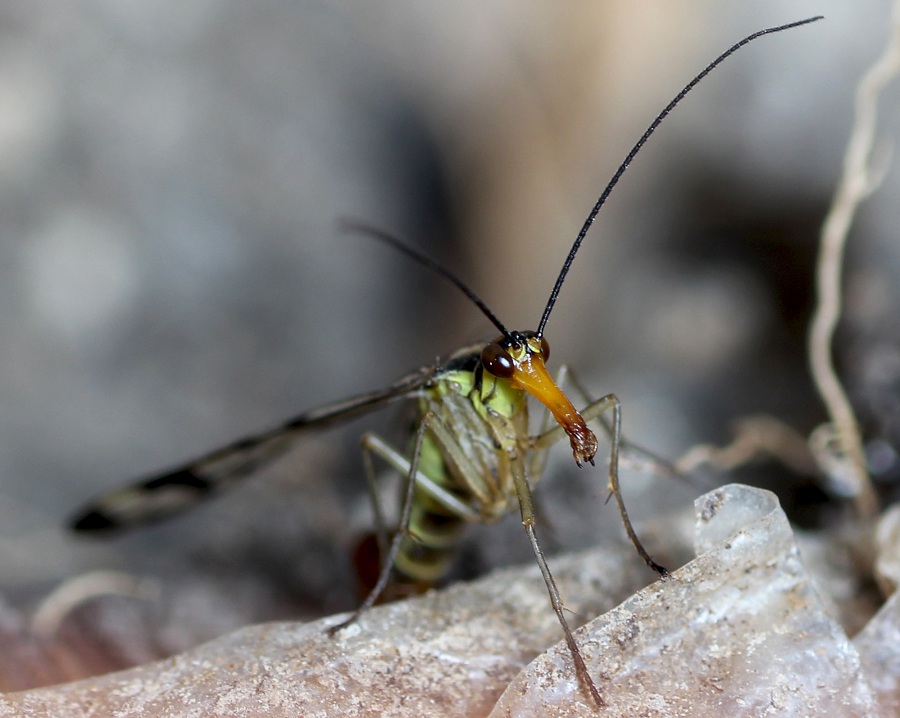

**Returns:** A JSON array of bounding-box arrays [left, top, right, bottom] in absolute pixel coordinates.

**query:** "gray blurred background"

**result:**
[[1, 0, 899, 667]]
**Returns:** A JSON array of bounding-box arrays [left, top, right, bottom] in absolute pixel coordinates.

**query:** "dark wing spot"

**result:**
[[69, 469, 215, 534], [70, 509, 119, 533]]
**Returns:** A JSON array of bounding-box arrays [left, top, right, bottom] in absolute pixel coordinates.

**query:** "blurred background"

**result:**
[[1, 0, 899, 688]]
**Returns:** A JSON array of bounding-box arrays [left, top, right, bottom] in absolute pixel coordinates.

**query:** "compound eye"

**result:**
[[481, 343, 515, 378], [538, 336, 550, 361]]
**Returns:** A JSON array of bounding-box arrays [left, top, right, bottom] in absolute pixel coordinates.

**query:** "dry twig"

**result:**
[[809, 4, 900, 519]]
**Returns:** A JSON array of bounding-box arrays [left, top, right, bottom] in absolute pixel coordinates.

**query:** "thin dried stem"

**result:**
[[809, 4, 900, 519], [30, 571, 156, 637]]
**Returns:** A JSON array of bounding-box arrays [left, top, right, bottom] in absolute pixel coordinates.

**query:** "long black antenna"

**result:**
[[340, 219, 512, 339], [536, 16, 823, 337]]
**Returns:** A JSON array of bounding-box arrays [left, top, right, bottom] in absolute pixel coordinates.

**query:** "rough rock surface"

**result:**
[[3, 484, 897, 717]]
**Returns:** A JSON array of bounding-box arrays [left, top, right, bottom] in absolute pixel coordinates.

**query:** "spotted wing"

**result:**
[[70, 368, 434, 533]]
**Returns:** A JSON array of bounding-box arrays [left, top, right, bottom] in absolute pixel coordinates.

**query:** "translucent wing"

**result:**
[[70, 367, 435, 533]]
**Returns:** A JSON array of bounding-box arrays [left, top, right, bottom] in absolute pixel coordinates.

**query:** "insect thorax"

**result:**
[[416, 363, 530, 508]]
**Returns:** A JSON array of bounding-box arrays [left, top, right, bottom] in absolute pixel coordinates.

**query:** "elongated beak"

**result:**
[[508, 353, 598, 466]]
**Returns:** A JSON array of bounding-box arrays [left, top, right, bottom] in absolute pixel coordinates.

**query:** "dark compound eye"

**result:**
[[538, 336, 550, 361], [481, 342, 515, 378]]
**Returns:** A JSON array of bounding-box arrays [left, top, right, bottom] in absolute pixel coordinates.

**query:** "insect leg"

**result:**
[[328, 418, 434, 633], [555, 366, 685, 484], [532, 393, 667, 577], [359, 432, 391, 562], [360, 433, 481, 523], [586, 395, 667, 576], [329, 416, 481, 634], [509, 452, 605, 708]]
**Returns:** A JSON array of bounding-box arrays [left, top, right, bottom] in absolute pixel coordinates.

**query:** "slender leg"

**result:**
[[531, 392, 667, 577], [330, 410, 493, 633], [598, 394, 668, 578], [360, 432, 390, 561], [554, 365, 684, 484], [359, 433, 481, 523], [328, 415, 435, 633], [509, 452, 605, 708]]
